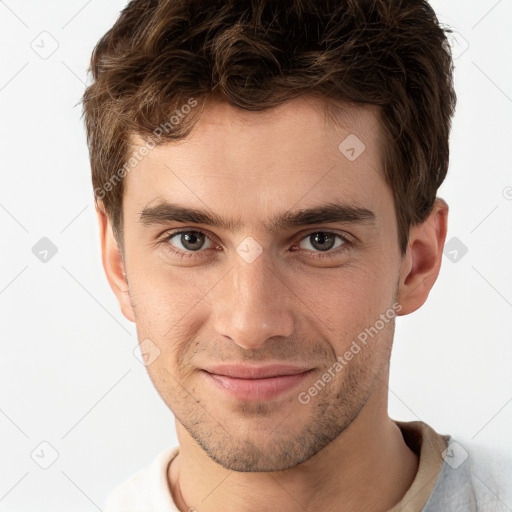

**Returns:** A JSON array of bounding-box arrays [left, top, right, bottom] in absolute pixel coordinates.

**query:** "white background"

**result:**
[[1, 0, 511, 510]]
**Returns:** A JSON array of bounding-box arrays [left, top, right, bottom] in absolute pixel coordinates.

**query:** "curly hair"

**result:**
[[81, 0, 456, 255]]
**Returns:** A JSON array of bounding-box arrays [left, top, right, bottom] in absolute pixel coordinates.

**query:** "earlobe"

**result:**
[[396, 198, 449, 316], [96, 201, 135, 323]]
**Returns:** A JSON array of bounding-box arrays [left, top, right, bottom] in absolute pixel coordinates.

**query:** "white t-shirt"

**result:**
[[104, 421, 512, 512]]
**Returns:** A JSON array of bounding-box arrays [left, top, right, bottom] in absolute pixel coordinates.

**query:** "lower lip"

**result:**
[[201, 370, 313, 401]]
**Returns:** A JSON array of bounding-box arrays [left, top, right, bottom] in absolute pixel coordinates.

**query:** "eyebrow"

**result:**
[[138, 200, 377, 234]]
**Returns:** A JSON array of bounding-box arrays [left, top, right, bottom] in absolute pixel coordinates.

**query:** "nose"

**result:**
[[212, 249, 295, 350]]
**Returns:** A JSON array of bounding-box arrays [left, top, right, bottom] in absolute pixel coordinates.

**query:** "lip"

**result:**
[[200, 364, 314, 401], [202, 364, 313, 379]]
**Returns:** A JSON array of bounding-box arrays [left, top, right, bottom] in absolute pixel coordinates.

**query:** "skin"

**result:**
[[97, 95, 448, 512]]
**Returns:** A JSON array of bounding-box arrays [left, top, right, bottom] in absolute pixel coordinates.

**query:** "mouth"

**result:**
[[200, 364, 314, 401]]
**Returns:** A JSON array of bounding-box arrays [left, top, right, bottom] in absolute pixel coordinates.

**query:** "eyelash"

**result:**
[[157, 229, 353, 261]]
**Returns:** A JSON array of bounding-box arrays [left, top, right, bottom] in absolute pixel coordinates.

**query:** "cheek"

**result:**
[[308, 260, 388, 312], [128, 266, 212, 349], [304, 263, 396, 348], [128, 255, 205, 318]]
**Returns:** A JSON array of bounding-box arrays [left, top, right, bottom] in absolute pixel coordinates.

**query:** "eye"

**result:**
[[294, 231, 350, 258], [167, 230, 214, 252], [158, 228, 352, 261], [298, 232, 346, 252]]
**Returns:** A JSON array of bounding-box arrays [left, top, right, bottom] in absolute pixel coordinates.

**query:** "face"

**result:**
[[104, 96, 412, 471]]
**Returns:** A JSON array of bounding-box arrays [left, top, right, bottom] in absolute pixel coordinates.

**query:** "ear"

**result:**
[[396, 198, 449, 315], [96, 200, 135, 323]]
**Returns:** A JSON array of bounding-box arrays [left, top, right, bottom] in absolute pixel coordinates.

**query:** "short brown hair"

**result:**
[[82, 0, 456, 255]]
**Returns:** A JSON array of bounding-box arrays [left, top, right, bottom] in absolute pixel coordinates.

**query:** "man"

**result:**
[[82, 0, 511, 510]]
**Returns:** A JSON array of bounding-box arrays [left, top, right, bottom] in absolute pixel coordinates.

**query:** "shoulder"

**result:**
[[425, 438, 512, 511], [103, 446, 179, 512]]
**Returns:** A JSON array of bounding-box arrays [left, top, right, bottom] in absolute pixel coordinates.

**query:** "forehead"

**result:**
[[123, 96, 390, 231]]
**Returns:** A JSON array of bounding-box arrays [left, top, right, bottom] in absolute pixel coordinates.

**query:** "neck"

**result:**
[[168, 381, 418, 512]]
